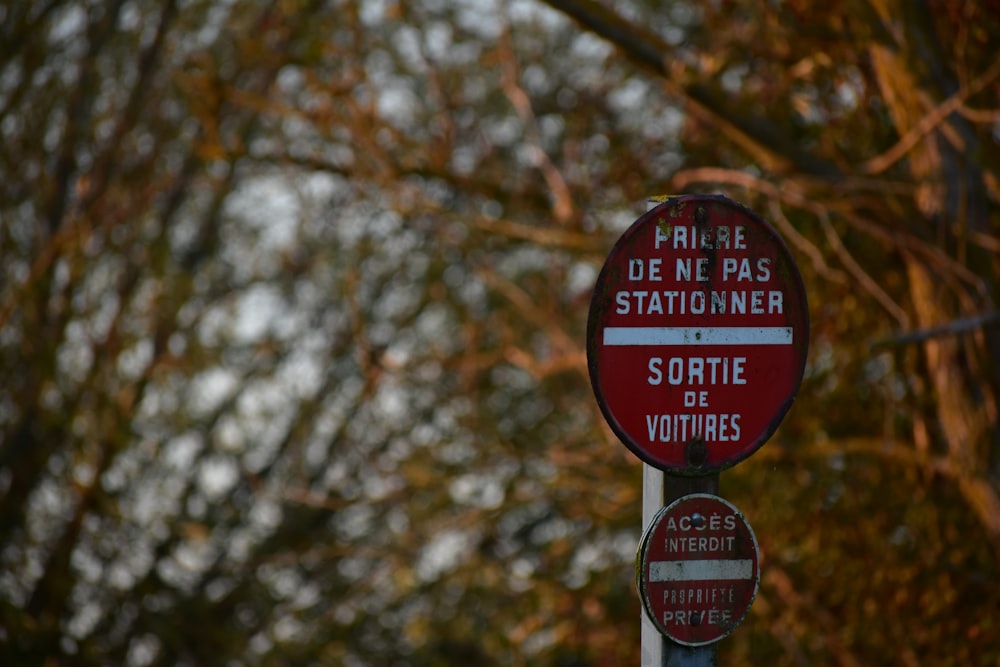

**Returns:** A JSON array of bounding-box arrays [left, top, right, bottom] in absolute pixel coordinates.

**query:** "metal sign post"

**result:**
[[587, 195, 808, 665], [643, 470, 720, 666]]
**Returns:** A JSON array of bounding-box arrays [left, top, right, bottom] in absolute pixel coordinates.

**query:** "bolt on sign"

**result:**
[[587, 194, 809, 473], [636, 494, 760, 646]]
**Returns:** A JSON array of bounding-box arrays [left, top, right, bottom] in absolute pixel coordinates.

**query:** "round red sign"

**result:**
[[636, 494, 760, 646], [587, 195, 808, 473]]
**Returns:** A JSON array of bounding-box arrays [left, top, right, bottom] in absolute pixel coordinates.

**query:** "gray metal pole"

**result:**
[[666, 644, 718, 667], [660, 473, 720, 667]]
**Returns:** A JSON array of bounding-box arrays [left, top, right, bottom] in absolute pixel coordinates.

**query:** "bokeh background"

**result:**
[[2, 0, 999, 664]]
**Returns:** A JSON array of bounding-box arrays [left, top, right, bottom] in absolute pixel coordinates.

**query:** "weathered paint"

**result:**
[[636, 494, 760, 647], [587, 194, 808, 474]]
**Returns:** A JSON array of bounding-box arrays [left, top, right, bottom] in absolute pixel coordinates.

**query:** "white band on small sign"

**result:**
[[648, 559, 755, 582]]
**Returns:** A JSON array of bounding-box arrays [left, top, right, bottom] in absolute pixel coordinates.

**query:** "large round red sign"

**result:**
[[587, 195, 808, 473], [636, 494, 760, 646]]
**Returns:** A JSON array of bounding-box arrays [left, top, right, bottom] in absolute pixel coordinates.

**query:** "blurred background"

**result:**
[[2, 0, 999, 664]]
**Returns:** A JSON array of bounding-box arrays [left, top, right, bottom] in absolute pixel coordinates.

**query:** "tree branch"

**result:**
[[872, 311, 1000, 348], [541, 0, 841, 178], [863, 58, 1000, 175]]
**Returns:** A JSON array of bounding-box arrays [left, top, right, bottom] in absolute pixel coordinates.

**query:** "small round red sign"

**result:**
[[587, 195, 808, 473], [636, 494, 760, 646]]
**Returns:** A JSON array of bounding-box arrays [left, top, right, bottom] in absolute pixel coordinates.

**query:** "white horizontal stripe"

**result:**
[[603, 326, 792, 346], [649, 559, 754, 582]]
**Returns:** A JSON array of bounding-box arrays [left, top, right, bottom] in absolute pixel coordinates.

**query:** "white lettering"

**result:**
[[611, 290, 784, 315], [676, 258, 691, 281], [667, 358, 684, 385], [690, 291, 705, 314], [648, 357, 663, 385], [722, 257, 738, 281], [756, 257, 771, 281], [716, 226, 730, 248], [669, 225, 747, 250], [711, 291, 726, 313], [649, 258, 662, 281], [629, 258, 644, 280], [716, 255, 773, 282], [664, 535, 738, 551], [732, 291, 745, 313], [646, 414, 657, 441], [732, 357, 745, 385], [696, 258, 709, 281], [643, 413, 742, 443], [769, 290, 783, 314], [734, 225, 746, 249], [657, 356, 747, 385], [737, 259, 753, 281], [615, 290, 630, 314], [655, 225, 670, 249], [647, 290, 663, 315], [635, 290, 648, 313], [672, 226, 688, 249], [688, 358, 704, 384], [683, 391, 708, 408], [704, 413, 717, 440]]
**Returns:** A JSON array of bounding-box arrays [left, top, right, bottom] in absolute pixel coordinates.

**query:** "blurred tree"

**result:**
[[0, 0, 998, 666], [544, 1, 1000, 664]]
